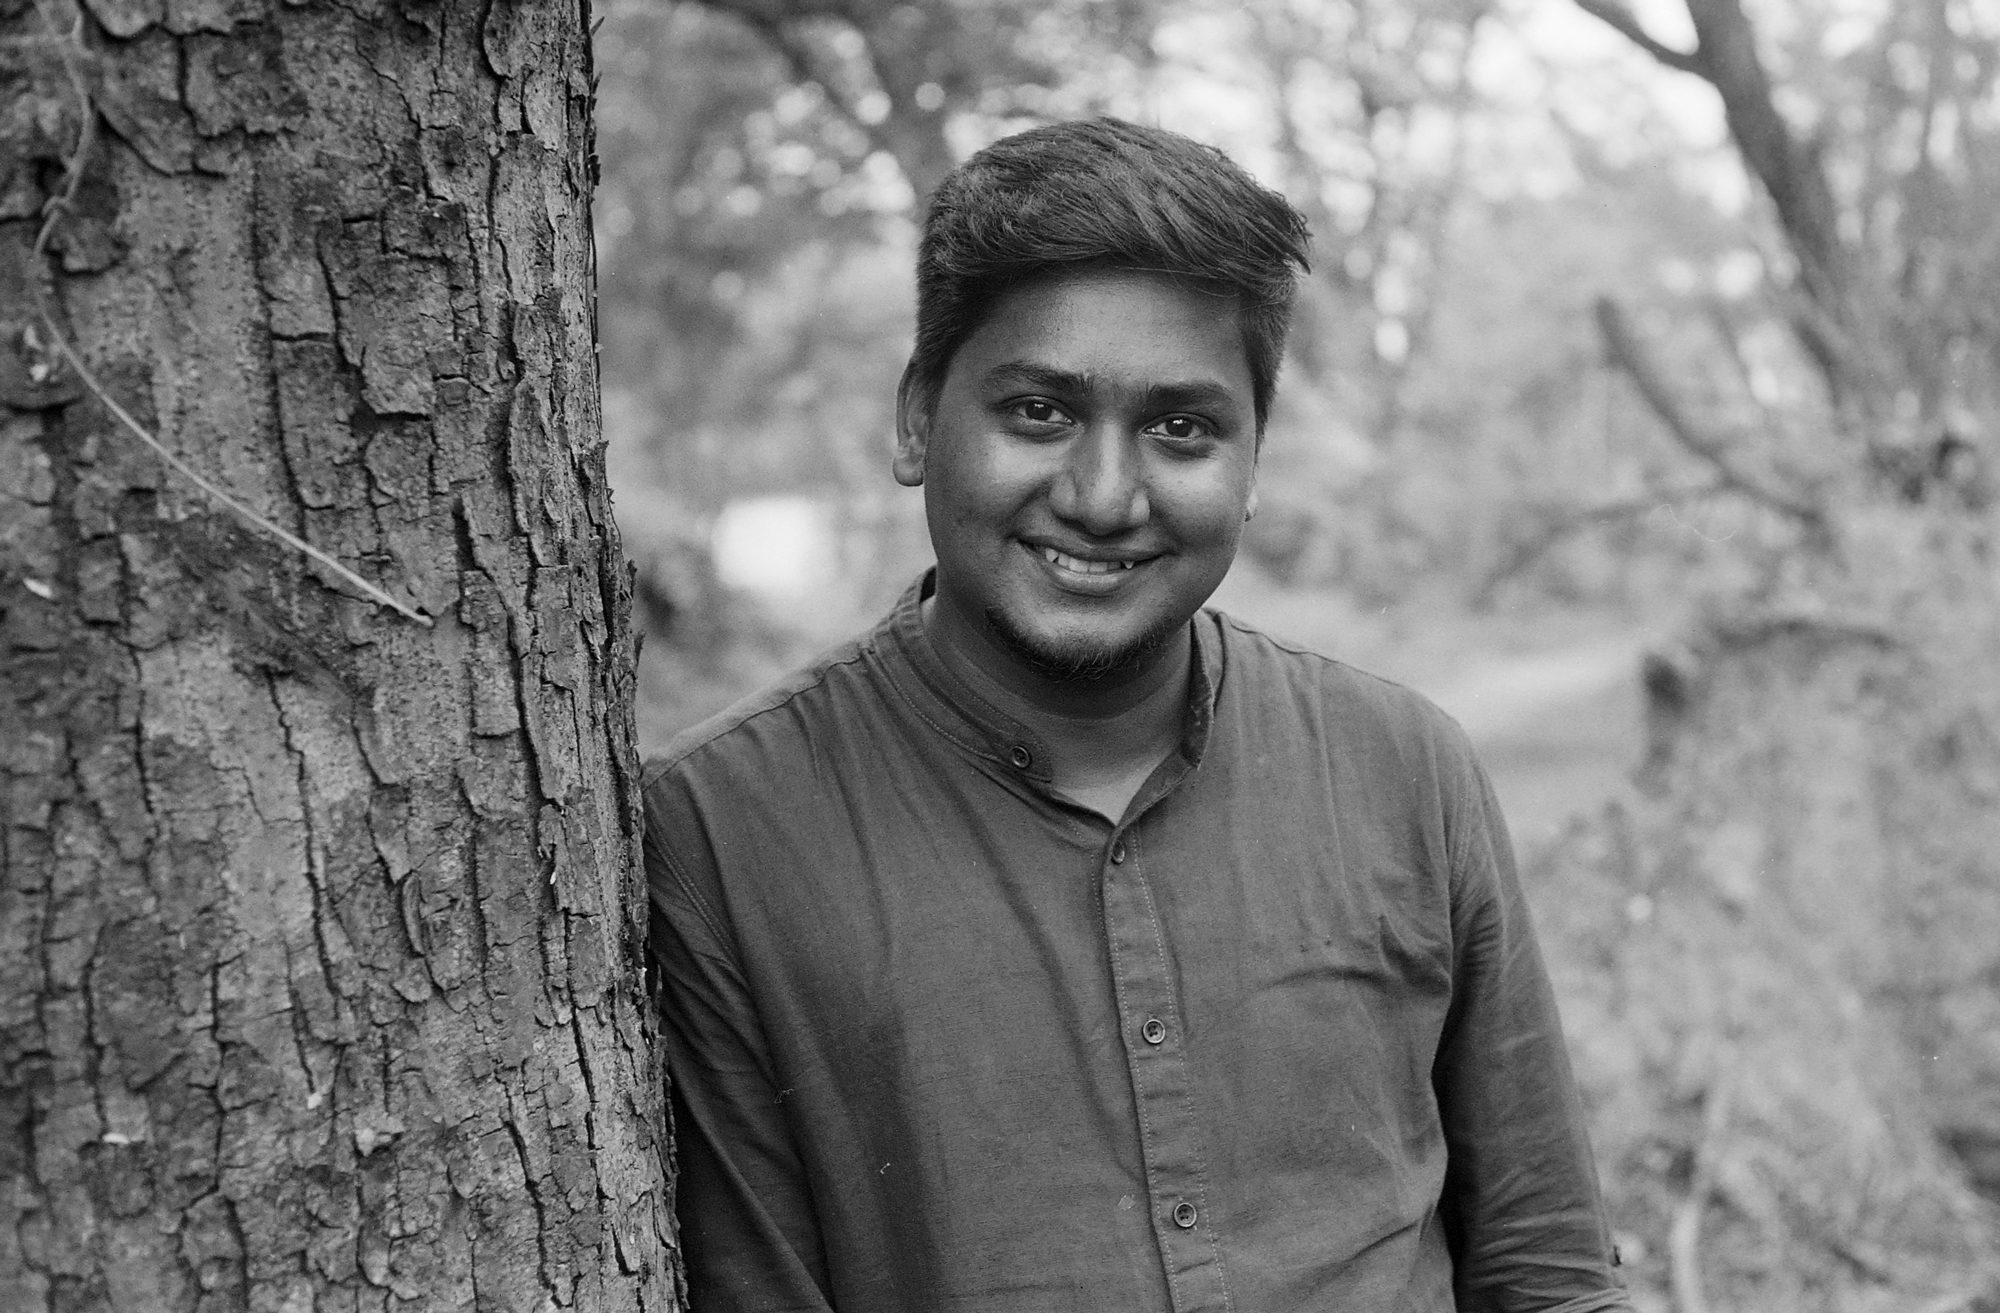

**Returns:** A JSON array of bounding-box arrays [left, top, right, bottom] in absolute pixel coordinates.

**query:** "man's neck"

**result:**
[[920, 595, 1189, 822]]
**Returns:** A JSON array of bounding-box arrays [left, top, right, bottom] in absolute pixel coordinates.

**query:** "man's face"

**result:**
[[895, 267, 1260, 687]]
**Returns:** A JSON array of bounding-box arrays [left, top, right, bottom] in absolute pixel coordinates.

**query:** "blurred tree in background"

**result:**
[[1543, 2, 2000, 1309], [594, 0, 2000, 1307]]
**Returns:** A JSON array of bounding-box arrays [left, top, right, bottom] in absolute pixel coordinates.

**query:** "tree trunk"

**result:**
[[1, 1, 681, 1309]]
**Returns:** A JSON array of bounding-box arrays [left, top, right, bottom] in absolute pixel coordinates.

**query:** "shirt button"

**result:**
[[1172, 1201, 1198, 1229], [1008, 745, 1032, 769], [1109, 840, 1126, 864], [1141, 1017, 1166, 1045]]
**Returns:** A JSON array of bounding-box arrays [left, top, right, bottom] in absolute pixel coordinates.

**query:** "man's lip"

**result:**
[[1025, 542, 1156, 576]]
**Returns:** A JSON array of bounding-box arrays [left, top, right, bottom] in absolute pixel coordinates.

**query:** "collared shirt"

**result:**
[[644, 577, 1631, 1313]]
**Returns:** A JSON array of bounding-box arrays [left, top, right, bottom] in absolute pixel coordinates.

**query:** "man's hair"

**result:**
[[906, 117, 1313, 431]]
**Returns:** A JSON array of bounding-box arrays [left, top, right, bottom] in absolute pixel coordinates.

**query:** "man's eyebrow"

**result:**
[[982, 361, 1094, 394], [1140, 379, 1239, 413], [982, 362, 1241, 414]]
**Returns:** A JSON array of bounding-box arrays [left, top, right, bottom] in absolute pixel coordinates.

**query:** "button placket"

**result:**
[[1098, 827, 1230, 1311]]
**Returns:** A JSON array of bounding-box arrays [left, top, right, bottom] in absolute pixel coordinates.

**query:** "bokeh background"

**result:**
[[592, 2, 2000, 1307]]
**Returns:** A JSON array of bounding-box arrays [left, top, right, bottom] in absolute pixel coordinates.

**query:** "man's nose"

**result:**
[[1050, 427, 1149, 534]]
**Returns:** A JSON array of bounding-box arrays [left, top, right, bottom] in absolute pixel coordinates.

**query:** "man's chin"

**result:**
[[988, 609, 1177, 685]]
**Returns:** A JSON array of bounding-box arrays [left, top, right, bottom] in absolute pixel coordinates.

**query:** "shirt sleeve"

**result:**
[[1431, 733, 1633, 1313], [644, 776, 837, 1313]]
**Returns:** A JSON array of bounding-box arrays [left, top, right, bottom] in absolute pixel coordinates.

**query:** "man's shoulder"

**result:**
[[642, 627, 887, 796], [1204, 607, 1466, 744]]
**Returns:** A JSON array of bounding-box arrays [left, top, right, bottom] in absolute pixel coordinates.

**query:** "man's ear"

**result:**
[[892, 366, 928, 488], [1244, 434, 1261, 522]]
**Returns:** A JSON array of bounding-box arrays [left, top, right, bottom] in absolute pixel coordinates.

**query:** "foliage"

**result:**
[[596, 2, 2000, 1301]]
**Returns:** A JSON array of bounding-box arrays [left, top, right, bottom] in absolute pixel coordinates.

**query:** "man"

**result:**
[[644, 118, 1631, 1312]]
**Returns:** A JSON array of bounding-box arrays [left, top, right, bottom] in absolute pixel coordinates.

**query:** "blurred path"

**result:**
[[1424, 633, 1644, 743]]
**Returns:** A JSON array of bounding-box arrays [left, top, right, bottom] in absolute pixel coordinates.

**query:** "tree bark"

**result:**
[[0, 1, 681, 1309]]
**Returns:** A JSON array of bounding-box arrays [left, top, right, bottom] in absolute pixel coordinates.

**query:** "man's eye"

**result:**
[[1011, 399, 1067, 425], [1151, 415, 1211, 442]]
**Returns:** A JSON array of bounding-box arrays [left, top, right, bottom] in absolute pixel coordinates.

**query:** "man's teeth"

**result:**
[[1041, 547, 1134, 575]]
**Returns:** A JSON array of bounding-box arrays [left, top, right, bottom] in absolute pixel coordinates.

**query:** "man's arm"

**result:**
[[1432, 743, 1633, 1313], [645, 787, 837, 1313]]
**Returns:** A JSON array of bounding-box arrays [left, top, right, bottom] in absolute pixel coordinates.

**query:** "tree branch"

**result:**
[[1682, 0, 1848, 305], [1571, 0, 1703, 74], [683, 0, 850, 27], [712, 7, 887, 149], [1578, 0, 1864, 404], [687, 0, 955, 202], [1595, 296, 1826, 528], [1474, 480, 1724, 603]]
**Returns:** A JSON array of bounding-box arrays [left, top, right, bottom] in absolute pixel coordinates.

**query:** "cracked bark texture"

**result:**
[[0, 0, 682, 1309]]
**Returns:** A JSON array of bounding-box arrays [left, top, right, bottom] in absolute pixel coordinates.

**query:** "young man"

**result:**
[[644, 119, 1631, 1312]]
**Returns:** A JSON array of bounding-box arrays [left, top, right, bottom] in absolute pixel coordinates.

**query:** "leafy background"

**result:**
[[592, 2, 2000, 1307]]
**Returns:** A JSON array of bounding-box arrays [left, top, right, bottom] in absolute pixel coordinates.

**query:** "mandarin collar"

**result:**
[[879, 570, 1223, 785]]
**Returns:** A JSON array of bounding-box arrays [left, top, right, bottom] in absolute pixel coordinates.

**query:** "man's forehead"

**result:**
[[977, 359, 1244, 411], [952, 270, 1254, 388]]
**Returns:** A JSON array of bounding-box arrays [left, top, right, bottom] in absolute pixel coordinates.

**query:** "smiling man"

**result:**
[[644, 119, 1633, 1312]]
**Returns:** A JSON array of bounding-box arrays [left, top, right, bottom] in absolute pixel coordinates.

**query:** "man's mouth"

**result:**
[[1040, 547, 1137, 575]]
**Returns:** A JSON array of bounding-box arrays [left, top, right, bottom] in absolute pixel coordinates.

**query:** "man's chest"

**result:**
[[721, 759, 1459, 1105]]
